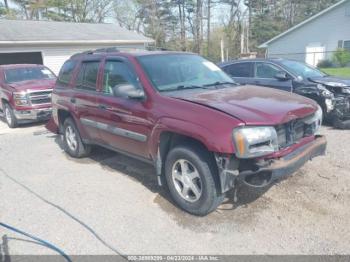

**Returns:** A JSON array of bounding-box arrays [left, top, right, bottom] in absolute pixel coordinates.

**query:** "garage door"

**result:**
[[0, 52, 43, 65], [43, 55, 70, 75]]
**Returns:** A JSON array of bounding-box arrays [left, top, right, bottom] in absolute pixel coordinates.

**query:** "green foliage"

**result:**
[[317, 59, 334, 68], [321, 67, 350, 77], [0, 4, 5, 17], [332, 48, 350, 67], [250, 14, 285, 51]]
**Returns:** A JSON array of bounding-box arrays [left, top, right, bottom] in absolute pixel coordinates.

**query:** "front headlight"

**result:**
[[233, 126, 278, 159], [303, 105, 323, 135], [13, 92, 29, 106], [317, 84, 334, 98]]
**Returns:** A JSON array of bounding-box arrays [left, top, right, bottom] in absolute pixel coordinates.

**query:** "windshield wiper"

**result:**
[[203, 81, 237, 88], [163, 84, 207, 92]]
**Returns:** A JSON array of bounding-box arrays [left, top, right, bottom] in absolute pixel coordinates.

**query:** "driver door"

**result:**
[[254, 62, 293, 92], [94, 58, 153, 159]]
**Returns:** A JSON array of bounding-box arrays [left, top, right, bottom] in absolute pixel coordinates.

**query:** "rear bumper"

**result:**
[[14, 107, 52, 122], [238, 135, 327, 188]]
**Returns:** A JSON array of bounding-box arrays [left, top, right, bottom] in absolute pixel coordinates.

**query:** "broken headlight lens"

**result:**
[[233, 126, 278, 159], [317, 84, 334, 98], [303, 105, 323, 135]]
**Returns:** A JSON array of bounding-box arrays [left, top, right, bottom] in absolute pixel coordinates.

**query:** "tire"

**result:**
[[3, 103, 18, 128], [164, 145, 224, 216], [62, 117, 91, 158]]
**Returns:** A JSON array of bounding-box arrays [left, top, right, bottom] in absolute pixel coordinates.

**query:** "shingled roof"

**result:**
[[0, 19, 154, 45]]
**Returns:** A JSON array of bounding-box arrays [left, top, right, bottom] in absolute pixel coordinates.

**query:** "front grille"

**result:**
[[276, 114, 316, 149], [28, 90, 52, 105]]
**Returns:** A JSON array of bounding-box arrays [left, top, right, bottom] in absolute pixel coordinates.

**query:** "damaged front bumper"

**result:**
[[14, 107, 52, 123], [331, 96, 350, 129], [216, 135, 327, 192]]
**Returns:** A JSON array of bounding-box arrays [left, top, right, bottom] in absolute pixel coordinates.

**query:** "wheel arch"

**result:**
[[57, 109, 73, 133], [153, 128, 220, 190]]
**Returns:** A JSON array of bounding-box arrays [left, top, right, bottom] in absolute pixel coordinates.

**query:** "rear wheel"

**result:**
[[63, 118, 91, 158], [3, 103, 18, 128], [164, 145, 224, 216]]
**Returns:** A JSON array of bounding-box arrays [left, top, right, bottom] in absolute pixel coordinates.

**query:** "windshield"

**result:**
[[137, 54, 235, 92], [5, 67, 56, 83], [280, 60, 325, 79]]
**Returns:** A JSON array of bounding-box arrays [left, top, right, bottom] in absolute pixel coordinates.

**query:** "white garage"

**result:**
[[0, 20, 154, 74]]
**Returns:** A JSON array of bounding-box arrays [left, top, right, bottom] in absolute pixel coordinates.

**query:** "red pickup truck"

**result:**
[[0, 64, 56, 128], [47, 49, 327, 216]]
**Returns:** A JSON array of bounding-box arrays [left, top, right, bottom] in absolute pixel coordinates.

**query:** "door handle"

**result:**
[[70, 97, 76, 104]]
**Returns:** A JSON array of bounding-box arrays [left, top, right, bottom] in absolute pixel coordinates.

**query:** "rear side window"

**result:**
[[76, 61, 100, 91], [256, 62, 281, 78], [224, 63, 253, 77], [58, 60, 77, 85]]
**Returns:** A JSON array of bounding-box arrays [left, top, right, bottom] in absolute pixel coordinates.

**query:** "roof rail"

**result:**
[[70, 50, 93, 59], [70, 47, 120, 59], [93, 47, 120, 53]]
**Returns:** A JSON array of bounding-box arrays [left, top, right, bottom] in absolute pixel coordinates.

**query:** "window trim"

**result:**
[[99, 57, 144, 98], [57, 60, 77, 86], [343, 40, 350, 52], [74, 60, 101, 92], [223, 61, 254, 78], [254, 62, 288, 80]]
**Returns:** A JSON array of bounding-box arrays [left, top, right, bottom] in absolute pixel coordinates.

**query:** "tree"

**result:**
[[333, 48, 350, 67], [114, 0, 143, 32]]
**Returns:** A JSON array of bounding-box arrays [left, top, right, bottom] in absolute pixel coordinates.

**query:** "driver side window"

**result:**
[[256, 62, 282, 79], [102, 61, 139, 96]]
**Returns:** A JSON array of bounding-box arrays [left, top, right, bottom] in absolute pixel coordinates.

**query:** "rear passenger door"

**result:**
[[254, 62, 293, 92], [222, 62, 255, 85], [71, 60, 102, 142]]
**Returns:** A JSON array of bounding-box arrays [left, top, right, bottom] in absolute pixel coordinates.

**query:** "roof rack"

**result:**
[[70, 47, 120, 59], [93, 47, 120, 53]]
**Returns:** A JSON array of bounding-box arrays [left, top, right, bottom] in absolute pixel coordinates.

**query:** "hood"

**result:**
[[309, 76, 350, 87], [8, 79, 56, 92], [167, 85, 318, 125]]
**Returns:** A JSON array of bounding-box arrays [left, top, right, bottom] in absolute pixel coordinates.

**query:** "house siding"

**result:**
[[266, 0, 350, 64], [0, 43, 146, 74]]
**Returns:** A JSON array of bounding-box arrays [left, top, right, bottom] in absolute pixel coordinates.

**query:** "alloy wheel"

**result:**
[[65, 125, 78, 151], [171, 159, 203, 203], [5, 106, 12, 126]]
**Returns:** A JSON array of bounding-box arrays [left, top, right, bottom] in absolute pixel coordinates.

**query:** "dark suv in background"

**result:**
[[47, 49, 326, 216], [219, 58, 350, 129]]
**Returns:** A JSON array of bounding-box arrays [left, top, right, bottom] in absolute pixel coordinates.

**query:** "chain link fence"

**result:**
[[266, 50, 349, 67]]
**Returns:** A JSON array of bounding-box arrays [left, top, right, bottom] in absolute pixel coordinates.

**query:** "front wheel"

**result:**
[[63, 118, 91, 158], [164, 145, 224, 216], [4, 103, 18, 128]]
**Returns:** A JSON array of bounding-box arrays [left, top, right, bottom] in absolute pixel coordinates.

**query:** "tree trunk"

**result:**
[[207, 0, 211, 56], [4, 0, 9, 10], [194, 0, 203, 54], [178, 2, 186, 51]]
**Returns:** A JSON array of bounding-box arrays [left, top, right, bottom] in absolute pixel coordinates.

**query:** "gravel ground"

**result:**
[[0, 119, 349, 257]]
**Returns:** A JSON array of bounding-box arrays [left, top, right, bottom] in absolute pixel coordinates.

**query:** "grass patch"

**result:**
[[321, 67, 350, 77]]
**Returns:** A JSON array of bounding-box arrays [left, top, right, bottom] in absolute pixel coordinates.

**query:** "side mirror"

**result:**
[[113, 84, 145, 100], [274, 72, 290, 81]]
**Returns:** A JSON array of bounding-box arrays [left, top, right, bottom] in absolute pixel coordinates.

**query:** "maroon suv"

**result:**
[[0, 64, 56, 128], [47, 49, 327, 216]]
